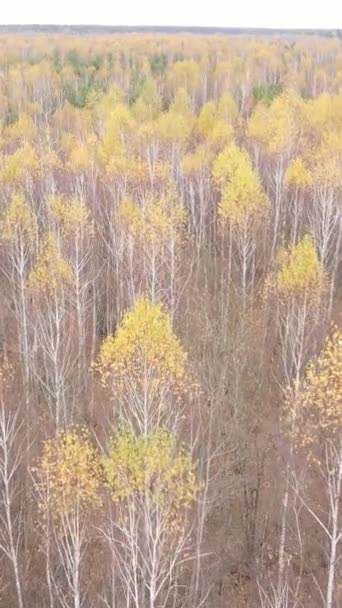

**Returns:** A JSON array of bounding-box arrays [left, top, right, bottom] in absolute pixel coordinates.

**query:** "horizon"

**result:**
[[0, 24, 340, 33]]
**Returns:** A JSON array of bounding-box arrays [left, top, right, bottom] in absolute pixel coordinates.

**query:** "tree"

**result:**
[[98, 102, 135, 167], [117, 190, 185, 312], [266, 235, 325, 385], [167, 60, 200, 108], [0, 193, 36, 429], [0, 144, 39, 190], [213, 143, 270, 312], [101, 427, 198, 608], [309, 141, 342, 320], [95, 295, 192, 433], [248, 92, 304, 259], [181, 144, 214, 252], [33, 427, 101, 608], [48, 196, 96, 397], [0, 364, 24, 608], [286, 329, 342, 608], [27, 232, 75, 429], [196, 101, 233, 150], [265, 235, 326, 602], [3, 112, 36, 144]]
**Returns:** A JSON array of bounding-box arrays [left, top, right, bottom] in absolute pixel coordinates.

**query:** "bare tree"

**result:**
[[0, 368, 24, 608]]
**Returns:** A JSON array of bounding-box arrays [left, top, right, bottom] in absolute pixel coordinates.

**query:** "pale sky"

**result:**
[[1, 0, 341, 29]]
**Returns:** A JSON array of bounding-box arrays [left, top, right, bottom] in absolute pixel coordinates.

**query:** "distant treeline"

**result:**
[[0, 24, 341, 37]]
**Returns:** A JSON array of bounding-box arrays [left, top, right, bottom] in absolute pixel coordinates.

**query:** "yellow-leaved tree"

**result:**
[[33, 428, 101, 608], [285, 329, 342, 608], [288, 328, 342, 447], [213, 144, 269, 226], [96, 295, 192, 432], [28, 232, 72, 294], [266, 235, 325, 384], [104, 427, 197, 527], [308, 137, 342, 321], [196, 100, 233, 150], [101, 426, 198, 608], [265, 236, 326, 599], [98, 103, 135, 167], [212, 143, 270, 310], [0, 193, 35, 243], [269, 235, 323, 299], [0, 143, 39, 186], [66, 135, 98, 200], [48, 195, 93, 239], [3, 112, 36, 143], [248, 92, 304, 258], [167, 60, 200, 107], [248, 92, 303, 156], [284, 157, 313, 191], [118, 193, 184, 247]]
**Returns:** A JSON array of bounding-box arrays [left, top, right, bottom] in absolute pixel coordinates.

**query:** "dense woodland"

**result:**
[[0, 32, 341, 608]]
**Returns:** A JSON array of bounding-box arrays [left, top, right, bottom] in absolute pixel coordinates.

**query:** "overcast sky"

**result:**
[[1, 0, 341, 29]]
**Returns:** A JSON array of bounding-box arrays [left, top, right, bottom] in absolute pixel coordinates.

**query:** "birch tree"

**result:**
[[286, 328, 342, 608], [101, 427, 198, 608], [33, 428, 101, 608]]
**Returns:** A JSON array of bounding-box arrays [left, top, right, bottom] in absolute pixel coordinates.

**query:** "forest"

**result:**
[[0, 31, 340, 608]]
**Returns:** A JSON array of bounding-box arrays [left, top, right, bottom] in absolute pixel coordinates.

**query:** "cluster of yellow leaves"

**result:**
[[0, 361, 14, 391], [303, 93, 342, 144], [53, 102, 93, 138], [3, 112, 36, 143], [0, 143, 39, 184], [132, 78, 162, 123], [94, 84, 125, 122], [106, 154, 148, 185], [48, 195, 93, 237], [41, 147, 62, 173], [96, 295, 188, 390], [34, 427, 101, 517], [34, 424, 199, 533], [212, 143, 269, 225], [99, 104, 135, 165], [103, 427, 198, 528], [27, 232, 72, 293], [0, 192, 35, 240], [137, 86, 195, 151], [310, 142, 342, 188], [284, 157, 313, 189], [248, 92, 303, 154], [118, 192, 185, 244], [268, 235, 323, 297], [216, 92, 239, 126], [181, 145, 213, 176], [154, 108, 192, 144], [67, 135, 97, 173], [196, 100, 233, 147], [169, 87, 193, 121], [280, 93, 342, 189], [167, 59, 200, 93], [287, 328, 342, 449]]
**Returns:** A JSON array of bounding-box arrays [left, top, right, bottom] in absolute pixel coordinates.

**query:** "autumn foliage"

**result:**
[[0, 30, 340, 608]]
